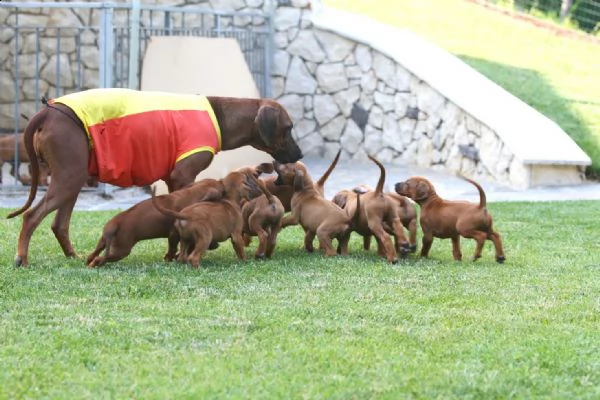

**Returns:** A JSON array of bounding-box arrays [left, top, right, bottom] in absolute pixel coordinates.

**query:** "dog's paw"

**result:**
[[254, 253, 266, 260], [496, 255, 506, 264]]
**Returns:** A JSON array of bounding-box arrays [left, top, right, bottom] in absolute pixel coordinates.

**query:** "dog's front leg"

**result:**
[[420, 231, 434, 258], [166, 152, 213, 192], [451, 236, 462, 261]]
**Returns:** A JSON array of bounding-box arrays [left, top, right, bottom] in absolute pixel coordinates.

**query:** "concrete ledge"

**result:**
[[310, 4, 591, 185]]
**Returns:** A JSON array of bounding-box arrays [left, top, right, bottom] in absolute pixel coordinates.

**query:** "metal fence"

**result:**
[[0, 1, 273, 190], [483, 0, 600, 33]]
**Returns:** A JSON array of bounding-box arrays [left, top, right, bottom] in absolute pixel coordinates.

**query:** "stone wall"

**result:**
[[0, 0, 591, 188], [272, 18, 520, 186]]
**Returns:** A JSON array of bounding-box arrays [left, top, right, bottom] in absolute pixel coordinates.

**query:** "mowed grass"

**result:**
[[325, 0, 600, 176], [1, 201, 600, 398]]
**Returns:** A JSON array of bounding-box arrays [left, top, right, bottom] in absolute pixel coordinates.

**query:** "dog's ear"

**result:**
[[293, 169, 305, 192], [256, 162, 274, 175], [332, 193, 347, 209], [255, 105, 280, 146], [415, 181, 430, 201]]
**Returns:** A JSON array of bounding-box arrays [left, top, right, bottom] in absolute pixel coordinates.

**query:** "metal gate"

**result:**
[[0, 1, 273, 190]]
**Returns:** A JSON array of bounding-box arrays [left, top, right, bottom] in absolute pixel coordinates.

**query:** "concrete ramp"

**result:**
[[140, 36, 272, 195]]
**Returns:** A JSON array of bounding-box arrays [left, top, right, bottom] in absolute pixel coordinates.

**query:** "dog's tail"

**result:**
[[315, 149, 341, 196], [367, 154, 386, 196], [151, 186, 190, 220], [350, 187, 363, 229], [249, 172, 276, 205], [463, 177, 487, 210], [7, 109, 49, 219]]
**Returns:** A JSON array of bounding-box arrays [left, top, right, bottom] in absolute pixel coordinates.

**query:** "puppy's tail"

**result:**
[[367, 154, 385, 196], [151, 186, 190, 220], [7, 108, 49, 219], [249, 173, 276, 205], [463, 177, 487, 210], [315, 149, 341, 196], [350, 187, 363, 229]]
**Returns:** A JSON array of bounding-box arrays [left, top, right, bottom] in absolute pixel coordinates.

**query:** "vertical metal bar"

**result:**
[[35, 28, 40, 111], [13, 12, 21, 185], [264, 10, 274, 97], [128, 0, 140, 89], [56, 27, 61, 97], [99, 6, 114, 88], [76, 29, 82, 89], [164, 11, 171, 36]]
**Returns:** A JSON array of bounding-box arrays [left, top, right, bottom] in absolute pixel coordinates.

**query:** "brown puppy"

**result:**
[[384, 192, 418, 253], [151, 169, 263, 268], [241, 170, 286, 259], [278, 161, 357, 256], [86, 178, 226, 267], [264, 149, 341, 212], [394, 176, 505, 263], [330, 155, 409, 263], [9, 89, 303, 267]]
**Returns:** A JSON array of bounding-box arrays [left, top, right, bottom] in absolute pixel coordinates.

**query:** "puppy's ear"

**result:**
[[293, 169, 305, 192], [332, 193, 347, 209], [255, 105, 280, 146], [256, 162, 274, 175], [415, 181, 430, 201]]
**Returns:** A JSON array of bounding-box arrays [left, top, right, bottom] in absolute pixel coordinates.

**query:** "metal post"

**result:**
[[99, 5, 114, 88], [128, 0, 141, 89], [264, 6, 274, 98]]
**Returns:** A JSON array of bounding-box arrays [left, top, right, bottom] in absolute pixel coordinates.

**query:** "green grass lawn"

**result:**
[[1, 201, 600, 398], [325, 0, 600, 177]]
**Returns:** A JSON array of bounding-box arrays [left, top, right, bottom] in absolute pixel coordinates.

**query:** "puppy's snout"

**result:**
[[394, 182, 405, 194]]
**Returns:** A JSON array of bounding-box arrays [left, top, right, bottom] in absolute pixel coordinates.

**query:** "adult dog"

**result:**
[[394, 176, 505, 263], [7, 88, 303, 267]]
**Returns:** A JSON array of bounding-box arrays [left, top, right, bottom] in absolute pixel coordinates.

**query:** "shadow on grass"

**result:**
[[458, 54, 600, 179]]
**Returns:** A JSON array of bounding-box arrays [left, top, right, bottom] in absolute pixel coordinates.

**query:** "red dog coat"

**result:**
[[52, 88, 221, 187]]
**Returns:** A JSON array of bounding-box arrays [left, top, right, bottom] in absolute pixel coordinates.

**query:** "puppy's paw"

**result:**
[[496, 255, 506, 264]]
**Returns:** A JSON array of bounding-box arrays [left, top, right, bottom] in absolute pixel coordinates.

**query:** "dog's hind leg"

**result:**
[[488, 231, 505, 263]]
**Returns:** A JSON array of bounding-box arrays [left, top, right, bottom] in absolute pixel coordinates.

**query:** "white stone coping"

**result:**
[[310, 4, 592, 166]]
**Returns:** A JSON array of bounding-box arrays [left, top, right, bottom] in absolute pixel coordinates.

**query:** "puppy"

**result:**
[[267, 149, 341, 211], [86, 178, 226, 267], [330, 155, 409, 263], [278, 161, 358, 256], [385, 192, 418, 252], [151, 168, 264, 268], [394, 176, 505, 263], [241, 176, 285, 259]]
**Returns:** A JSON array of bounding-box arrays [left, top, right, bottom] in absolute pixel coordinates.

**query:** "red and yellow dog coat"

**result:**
[[51, 88, 221, 187]]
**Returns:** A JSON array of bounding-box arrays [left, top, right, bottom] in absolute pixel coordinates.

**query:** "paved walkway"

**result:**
[[1, 156, 600, 212]]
